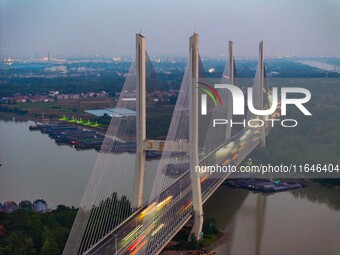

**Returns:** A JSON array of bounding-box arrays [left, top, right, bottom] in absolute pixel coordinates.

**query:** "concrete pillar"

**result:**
[[133, 34, 146, 209], [225, 41, 234, 140], [259, 41, 266, 147], [189, 33, 204, 240], [229, 41, 234, 85]]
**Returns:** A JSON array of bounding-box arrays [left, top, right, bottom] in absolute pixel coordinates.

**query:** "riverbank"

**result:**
[[0, 111, 47, 123], [0, 111, 108, 135]]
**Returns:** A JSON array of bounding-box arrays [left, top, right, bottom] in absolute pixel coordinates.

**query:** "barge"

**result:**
[[224, 179, 307, 193]]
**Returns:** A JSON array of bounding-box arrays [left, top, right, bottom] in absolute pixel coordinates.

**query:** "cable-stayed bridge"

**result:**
[[63, 33, 278, 255]]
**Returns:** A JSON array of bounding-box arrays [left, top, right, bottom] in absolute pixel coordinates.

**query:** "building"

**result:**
[[57, 94, 80, 100], [85, 91, 107, 98], [33, 199, 48, 213], [19, 200, 33, 211], [85, 107, 136, 117], [3, 201, 18, 213]]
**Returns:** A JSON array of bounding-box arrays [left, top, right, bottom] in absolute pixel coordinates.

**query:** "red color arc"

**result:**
[[197, 82, 223, 105]]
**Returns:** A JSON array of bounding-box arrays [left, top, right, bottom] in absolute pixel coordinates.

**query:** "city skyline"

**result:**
[[1, 0, 340, 58]]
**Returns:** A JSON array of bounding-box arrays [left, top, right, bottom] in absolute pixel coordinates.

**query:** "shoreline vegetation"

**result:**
[[0, 205, 77, 255], [0, 204, 225, 255]]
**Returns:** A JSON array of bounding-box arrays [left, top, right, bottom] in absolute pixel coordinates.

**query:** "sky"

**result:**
[[0, 0, 339, 58]]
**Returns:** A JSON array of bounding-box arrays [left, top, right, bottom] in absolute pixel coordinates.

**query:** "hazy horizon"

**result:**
[[1, 0, 340, 58]]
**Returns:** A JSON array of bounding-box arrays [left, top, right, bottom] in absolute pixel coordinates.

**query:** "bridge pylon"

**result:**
[[259, 41, 266, 147], [133, 33, 146, 209], [225, 40, 235, 141], [133, 34, 189, 209], [189, 32, 204, 240]]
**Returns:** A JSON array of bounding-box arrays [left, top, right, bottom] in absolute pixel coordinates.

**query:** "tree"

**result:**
[[4, 231, 36, 255], [41, 239, 59, 255], [41, 229, 60, 255]]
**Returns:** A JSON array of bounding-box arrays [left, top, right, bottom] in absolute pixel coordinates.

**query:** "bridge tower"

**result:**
[[225, 41, 235, 140], [133, 32, 204, 238], [259, 41, 266, 147], [189, 32, 204, 240], [229, 41, 235, 84], [133, 33, 146, 209]]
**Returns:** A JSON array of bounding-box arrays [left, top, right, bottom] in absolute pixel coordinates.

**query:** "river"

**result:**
[[1, 116, 340, 254], [0, 116, 98, 207], [0, 116, 165, 208], [204, 184, 340, 255]]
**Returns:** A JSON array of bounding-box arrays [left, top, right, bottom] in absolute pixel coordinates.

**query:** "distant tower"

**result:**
[[48, 51, 50, 62]]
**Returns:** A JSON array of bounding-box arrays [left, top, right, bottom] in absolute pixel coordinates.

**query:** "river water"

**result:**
[[0, 116, 163, 207], [204, 184, 340, 255], [0, 116, 98, 207], [1, 116, 340, 254]]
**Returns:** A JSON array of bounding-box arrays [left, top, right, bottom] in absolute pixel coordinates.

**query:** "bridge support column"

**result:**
[[189, 33, 204, 240], [259, 41, 266, 147], [225, 41, 234, 141], [133, 33, 146, 209]]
